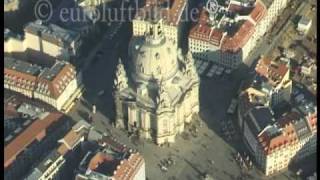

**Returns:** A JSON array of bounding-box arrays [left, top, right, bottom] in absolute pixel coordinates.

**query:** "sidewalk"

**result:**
[[61, 84, 85, 113]]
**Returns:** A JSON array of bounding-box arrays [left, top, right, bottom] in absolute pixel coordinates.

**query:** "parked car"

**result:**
[[225, 69, 231, 75], [98, 90, 105, 96]]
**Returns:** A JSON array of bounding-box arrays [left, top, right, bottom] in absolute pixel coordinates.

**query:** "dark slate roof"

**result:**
[[26, 150, 62, 180], [247, 106, 275, 136], [293, 118, 312, 140]]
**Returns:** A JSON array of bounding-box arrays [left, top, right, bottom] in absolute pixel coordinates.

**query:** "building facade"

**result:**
[[4, 57, 83, 111], [256, 111, 317, 176], [239, 89, 317, 176], [114, 18, 199, 145], [26, 150, 66, 180], [188, 0, 289, 69], [4, 111, 70, 180], [4, 21, 82, 60], [297, 16, 312, 34], [75, 150, 145, 180], [133, 0, 187, 48], [4, 0, 29, 12], [26, 120, 93, 180], [254, 57, 292, 107], [237, 56, 316, 176]]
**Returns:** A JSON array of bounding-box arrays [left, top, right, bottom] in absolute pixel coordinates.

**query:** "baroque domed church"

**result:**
[[113, 15, 199, 145]]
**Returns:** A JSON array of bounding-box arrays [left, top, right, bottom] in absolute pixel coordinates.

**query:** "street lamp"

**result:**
[[92, 104, 96, 114], [296, 169, 302, 180]]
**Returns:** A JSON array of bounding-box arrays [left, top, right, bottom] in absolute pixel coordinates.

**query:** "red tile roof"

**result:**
[[250, 0, 267, 23], [255, 57, 289, 85], [113, 153, 145, 180], [59, 130, 82, 151], [5, 61, 76, 99], [255, 57, 271, 76], [257, 111, 313, 155], [88, 152, 114, 171], [258, 122, 298, 155], [228, 3, 243, 13], [221, 20, 255, 52], [57, 144, 69, 156], [57, 122, 89, 155], [4, 68, 38, 91], [189, 1, 267, 52], [4, 112, 64, 168], [99, 136, 129, 153], [37, 63, 76, 99], [189, 9, 223, 46], [4, 103, 19, 119], [4, 68, 38, 82]]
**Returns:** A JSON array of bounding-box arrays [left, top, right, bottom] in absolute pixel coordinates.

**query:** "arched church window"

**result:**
[[155, 52, 160, 60], [158, 25, 162, 35], [150, 27, 153, 35]]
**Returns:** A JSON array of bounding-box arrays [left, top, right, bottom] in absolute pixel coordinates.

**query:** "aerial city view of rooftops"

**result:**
[[3, 0, 317, 179]]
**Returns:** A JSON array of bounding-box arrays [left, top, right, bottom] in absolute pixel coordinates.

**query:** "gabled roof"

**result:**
[[189, 0, 267, 52], [189, 8, 224, 46], [57, 120, 91, 155], [255, 57, 289, 87], [258, 122, 298, 155], [4, 112, 64, 168], [250, 0, 267, 23], [4, 57, 76, 99], [257, 110, 316, 155], [113, 153, 145, 180]]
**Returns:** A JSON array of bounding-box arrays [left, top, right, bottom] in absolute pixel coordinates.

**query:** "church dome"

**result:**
[[129, 21, 179, 82]]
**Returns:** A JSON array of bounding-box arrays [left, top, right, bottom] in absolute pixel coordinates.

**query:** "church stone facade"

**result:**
[[113, 17, 200, 145]]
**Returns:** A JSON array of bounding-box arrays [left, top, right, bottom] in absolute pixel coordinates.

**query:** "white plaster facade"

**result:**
[[4, 22, 82, 59], [114, 19, 199, 145], [4, 58, 81, 112]]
